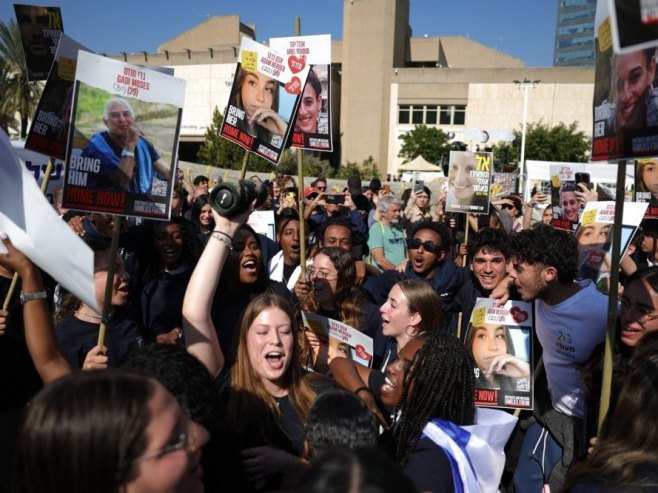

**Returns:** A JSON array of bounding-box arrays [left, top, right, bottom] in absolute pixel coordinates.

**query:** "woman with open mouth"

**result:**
[[330, 279, 444, 426], [55, 246, 143, 370], [182, 202, 324, 491], [268, 208, 301, 291], [298, 246, 381, 373]]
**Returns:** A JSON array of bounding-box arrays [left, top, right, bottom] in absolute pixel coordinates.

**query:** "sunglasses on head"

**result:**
[[406, 238, 442, 253]]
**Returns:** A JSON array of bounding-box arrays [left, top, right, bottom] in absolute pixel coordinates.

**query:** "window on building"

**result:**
[[398, 104, 465, 125]]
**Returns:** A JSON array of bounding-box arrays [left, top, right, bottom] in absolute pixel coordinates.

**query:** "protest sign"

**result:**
[[608, 0, 658, 54], [14, 4, 62, 81], [549, 163, 587, 231], [25, 34, 90, 160], [490, 172, 518, 201], [575, 201, 647, 284], [301, 311, 374, 371], [0, 131, 96, 311], [634, 157, 658, 217], [444, 151, 492, 215], [220, 38, 309, 165], [63, 51, 185, 219], [592, 0, 658, 161], [464, 298, 534, 410], [270, 34, 333, 151], [247, 209, 276, 241]]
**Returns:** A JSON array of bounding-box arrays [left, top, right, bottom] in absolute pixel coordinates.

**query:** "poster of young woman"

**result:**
[[301, 311, 374, 372], [14, 4, 63, 81], [62, 51, 185, 219], [464, 298, 534, 410], [25, 34, 90, 160], [220, 38, 310, 165], [575, 201, 647, 285], [444, 151, 492, 214], [270, 34, 333, 151], [635, 157, 658, 217]]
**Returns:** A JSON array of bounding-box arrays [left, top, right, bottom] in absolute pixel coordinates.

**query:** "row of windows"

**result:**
[[558, 10, 595, 23], [560, 0, 595, 7], [398, 104, 466, 125], [558, 35, 594, 49], [557, 23, 594, 35], [555, 49, 595, 62]]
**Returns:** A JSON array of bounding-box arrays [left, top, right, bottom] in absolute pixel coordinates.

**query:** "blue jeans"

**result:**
[[513, 422, 563, 493]]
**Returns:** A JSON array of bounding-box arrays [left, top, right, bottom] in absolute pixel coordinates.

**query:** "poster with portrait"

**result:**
[[25, 34, 90, 160], [13, 4, 63, 81], [635, 157, 658, 217], [220, 38, 310, 165], [301, 311, 374, 372], [270, 34, 333, 151], [465, 298, 534, 410], [548, 163, 587, 231], [609, 0, 658, 54], [592, 0, 658, 161], [490, 172, 518, 201], [575, 201, 647, 284], [62, 51, 185, 219], [444, 151, 492, 215], [247, 209, 276, 241]]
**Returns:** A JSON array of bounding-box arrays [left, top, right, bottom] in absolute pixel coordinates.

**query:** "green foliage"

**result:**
[[277, 149, 333, 177], [334, 156, 380, 180], [398, 125, 450, 164], [491, 121, 591, 167], [197, 107, 247, 169]]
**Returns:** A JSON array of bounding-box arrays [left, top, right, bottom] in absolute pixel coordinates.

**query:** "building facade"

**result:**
[[110, 0, 596, 176], [553, 0, 596, 67]]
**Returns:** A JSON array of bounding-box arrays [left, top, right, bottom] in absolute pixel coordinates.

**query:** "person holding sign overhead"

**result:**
[[80, 98, 170, 194]]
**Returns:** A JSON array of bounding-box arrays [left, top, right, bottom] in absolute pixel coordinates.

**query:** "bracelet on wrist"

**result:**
[[211, 230, 233, 248]]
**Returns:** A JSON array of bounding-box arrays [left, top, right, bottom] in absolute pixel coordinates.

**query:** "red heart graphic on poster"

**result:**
[[355, 344, 372, 361], [288, 55, 305, 74], [284, 76, 302, 94], [510, 306, 528, 324], [586, 251, 605, 268]]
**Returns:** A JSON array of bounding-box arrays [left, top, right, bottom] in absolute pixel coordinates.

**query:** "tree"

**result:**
[[398, 124, 450, 164], [0, 20, 41, 138], [197, 107, 248, 169], [491, 121, 591, 168]]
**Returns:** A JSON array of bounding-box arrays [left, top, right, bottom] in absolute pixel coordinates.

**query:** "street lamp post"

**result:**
[[514, 78, 540, 198]]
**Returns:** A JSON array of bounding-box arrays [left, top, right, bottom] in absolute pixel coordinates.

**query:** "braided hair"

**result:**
[[392, 332, 476, 467]]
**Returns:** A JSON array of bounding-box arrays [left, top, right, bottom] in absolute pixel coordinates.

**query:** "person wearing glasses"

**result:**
[[508, 225, 607, 493], [298, 246, 381, 372], [493, 195, 524, 232], [12, 370, 209, 493]]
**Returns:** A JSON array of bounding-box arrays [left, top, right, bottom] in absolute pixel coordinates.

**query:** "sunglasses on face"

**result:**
[[500, 203, 515, 210], [406, 238, 442, 253]]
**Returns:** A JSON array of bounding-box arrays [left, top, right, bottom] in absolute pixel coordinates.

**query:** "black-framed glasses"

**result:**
[[406, 238, 442, 253], [133, 431, 189, 463], [619, 298, 658, 323]]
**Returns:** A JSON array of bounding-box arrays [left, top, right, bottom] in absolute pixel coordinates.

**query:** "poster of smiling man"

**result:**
[[63, 51, 185, 219], [14, 3, 63, 81], [220, 38, 309, 165], [270, 34, 333, 151]]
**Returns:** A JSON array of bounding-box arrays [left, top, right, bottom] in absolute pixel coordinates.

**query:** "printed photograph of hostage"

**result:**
[[14, 4, 63, 81], [78, 97, 170, 195], [226, 63, 288, 148], [466, 323, 530, 394], [444, 151, 491, 214], [635, 158, 658, 217]]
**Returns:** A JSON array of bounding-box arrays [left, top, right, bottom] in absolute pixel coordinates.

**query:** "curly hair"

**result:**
[[392, 332, 475, 467], [467, 227, 509, 259], [508, 224, 578, 284], [304, 389, 378, 459], [407, 220, 451, 252]]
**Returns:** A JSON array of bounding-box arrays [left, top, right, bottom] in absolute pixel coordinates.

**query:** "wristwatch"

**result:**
[[121, 148, 135, 158], [20, 290, 48, 305]]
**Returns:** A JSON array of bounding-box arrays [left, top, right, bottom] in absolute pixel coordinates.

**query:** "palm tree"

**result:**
[[0, 19, 42, 138]]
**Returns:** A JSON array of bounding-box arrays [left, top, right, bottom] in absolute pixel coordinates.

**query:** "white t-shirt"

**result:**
[[535, 280, 607, 418]]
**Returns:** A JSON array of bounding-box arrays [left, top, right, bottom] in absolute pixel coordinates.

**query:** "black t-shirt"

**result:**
[[403, 436, 455, 493]]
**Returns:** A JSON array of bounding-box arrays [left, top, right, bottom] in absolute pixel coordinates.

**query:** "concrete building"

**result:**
[[110, 0, 595, 176]]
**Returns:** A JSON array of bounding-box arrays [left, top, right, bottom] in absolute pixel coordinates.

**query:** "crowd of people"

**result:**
[[3, 171, 658, 493]]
